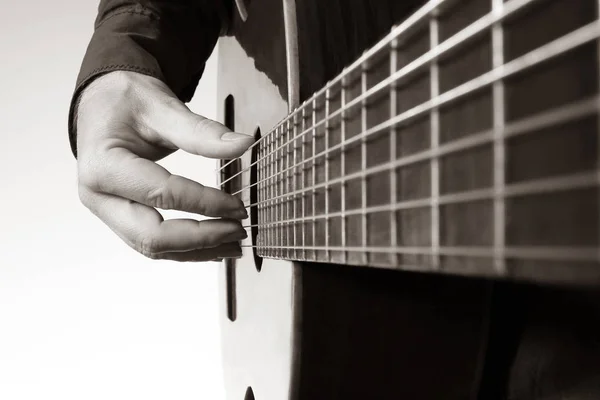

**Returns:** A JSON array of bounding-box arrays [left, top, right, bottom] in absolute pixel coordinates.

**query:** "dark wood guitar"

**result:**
[[216, 0, 600, 398]]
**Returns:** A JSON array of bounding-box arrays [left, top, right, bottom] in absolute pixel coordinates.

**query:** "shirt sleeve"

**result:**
[[67, 0, 233, 158]]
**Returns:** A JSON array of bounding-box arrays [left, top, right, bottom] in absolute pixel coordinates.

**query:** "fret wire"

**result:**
[[264, 129, 269, 256], [390, 37, 399, 266], [225, 19, 599, 192], [240, 97, 600, 210], [284, 124, 289, 259], [278, 126, 283, 258], [280, 125, 286, 259], [325, 88, 331, 262], [312, 98, 317, 261], [271, 128, 275, 258], [291, 116, 297, 260], [429, 13, 440, 270], [258, 130, 271, 256], [341, 73, 348, 264], [287, 118, 293, 259], [286, 123, 291, 259], [279, 126, 284, 258], [361, 65, 368, 264], [301, 107, 307, 261], [492, 0, 506, 274], [266, 128, 270, 256], [237, 245, 600, 263], [270, 128, 275, 257]]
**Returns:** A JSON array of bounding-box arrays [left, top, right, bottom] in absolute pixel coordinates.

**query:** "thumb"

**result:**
[[148, 94, 254, 159]]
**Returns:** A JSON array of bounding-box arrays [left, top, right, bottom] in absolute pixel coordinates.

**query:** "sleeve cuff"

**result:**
[[67, 3, 221, 158]]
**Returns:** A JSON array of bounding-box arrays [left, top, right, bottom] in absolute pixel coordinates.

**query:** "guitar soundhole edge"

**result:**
[[250, 127, 263, 272]]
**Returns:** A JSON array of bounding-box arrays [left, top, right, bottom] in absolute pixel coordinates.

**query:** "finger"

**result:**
[[82, 190, 247, 256], [144, 95, 254, 159], [159, 242, 242, 262], [95, 148, 247, 219]]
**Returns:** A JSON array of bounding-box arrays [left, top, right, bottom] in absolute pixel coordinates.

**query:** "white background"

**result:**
[[0, 1, 227, 399]]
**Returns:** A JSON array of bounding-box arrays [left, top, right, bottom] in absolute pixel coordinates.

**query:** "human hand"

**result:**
[[76, 71, 253, 262]]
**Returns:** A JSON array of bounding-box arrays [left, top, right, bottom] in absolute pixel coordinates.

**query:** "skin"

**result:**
[[76, 71, 254, 262]]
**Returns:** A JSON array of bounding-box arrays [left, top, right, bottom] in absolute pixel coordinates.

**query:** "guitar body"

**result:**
[[216, 0, 600, 399]]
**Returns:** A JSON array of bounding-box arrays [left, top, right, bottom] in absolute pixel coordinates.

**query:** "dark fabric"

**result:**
[[68, 0, 233, 158]]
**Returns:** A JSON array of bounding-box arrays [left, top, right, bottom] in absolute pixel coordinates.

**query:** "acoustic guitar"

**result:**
[[215, 0, 600, 399]]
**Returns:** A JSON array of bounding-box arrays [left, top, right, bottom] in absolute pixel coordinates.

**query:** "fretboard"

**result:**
[[222, 0, 600, 284]]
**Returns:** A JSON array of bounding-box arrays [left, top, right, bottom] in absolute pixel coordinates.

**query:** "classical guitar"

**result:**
[[216, 0, 600, 399]]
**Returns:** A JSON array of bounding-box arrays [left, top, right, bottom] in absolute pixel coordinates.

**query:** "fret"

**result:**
[[269, 129, 275, 258], [341, 75, 348, 264], [272, 127, 277, 260], [492, 0, 506, 274], [325, 88, 331, 261], [263, 130, 268, 257], [429, 13, 441, 270], [301, 107, 307, 261], [288, 120, 293, 258], [360, 64, 369, 265], [390, 38, 400, 266], [290, 117, 296, 260], [274, 127, 279, 259], [311, 98, 317, 261], [288, 119, 295, 259], [282, 125, 288, 259], [282, 124, 287, 259], [278, 126, 284, 260]]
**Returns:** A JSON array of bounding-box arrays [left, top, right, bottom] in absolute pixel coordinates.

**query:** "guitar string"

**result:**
[[236, 169, 600, 229], [217, 0, 540, 183], [233, 244, 600, 262], [228, 93, 599, 211], [217, 0, 452, 174]]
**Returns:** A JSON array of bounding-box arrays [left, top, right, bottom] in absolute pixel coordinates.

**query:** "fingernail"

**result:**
[[233, 209, 248, 219], [226, 230, 247, 242], [221, 131, 254, 142]]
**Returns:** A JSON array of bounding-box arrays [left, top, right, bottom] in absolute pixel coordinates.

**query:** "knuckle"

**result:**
[[78, 170, 99, 193], [77, 157, 105, 193], [146, 183, 174, 210], [193, 189, 210, 215], [146, 177, 177, 210]]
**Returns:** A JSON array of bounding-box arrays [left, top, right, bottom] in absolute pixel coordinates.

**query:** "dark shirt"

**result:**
[[68, 0, 234, 159]]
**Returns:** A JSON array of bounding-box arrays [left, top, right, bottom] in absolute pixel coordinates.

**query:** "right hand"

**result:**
[[76, 71, 254, 262]]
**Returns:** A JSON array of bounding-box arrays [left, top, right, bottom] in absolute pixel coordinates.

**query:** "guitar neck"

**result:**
[[224, 0, 600, 284]]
